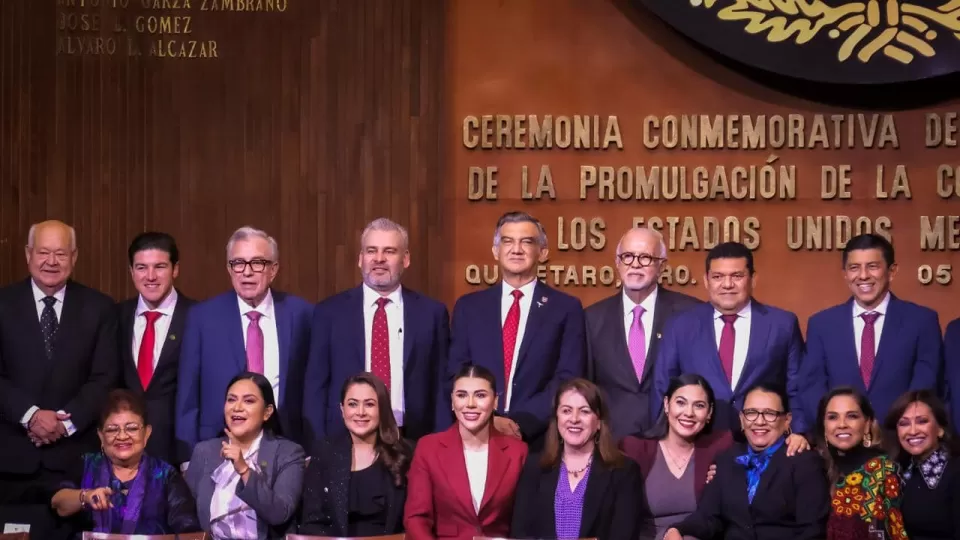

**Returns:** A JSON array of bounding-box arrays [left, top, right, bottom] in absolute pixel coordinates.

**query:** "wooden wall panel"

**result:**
[[0, 0, 447, 304]]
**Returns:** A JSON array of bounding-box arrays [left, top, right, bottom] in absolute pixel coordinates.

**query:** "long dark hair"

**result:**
[[224, 371, 283, 437], [340, 373, 412, 487], [882, 389, 960, 463], [813, 386, 875, 484], [541, 378, 623, 469], [647, 374, 716, 440]]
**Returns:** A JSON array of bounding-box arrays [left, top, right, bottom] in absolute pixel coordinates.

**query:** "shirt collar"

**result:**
[[362, 283, 403, 308], [714, 300, 752, 320], [853, 291, 891, 318], [31, 279, 66, 305], [502, 279, 538, 300], [622, 286, 658, 318], [136, 288, 178, 318], [244, 430, 265, 461], [903, 446, 949, 489], [237, 289, 275, 319]]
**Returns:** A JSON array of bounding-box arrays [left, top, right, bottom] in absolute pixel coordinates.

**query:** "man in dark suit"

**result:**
[[116, 232, 194, 465], [303, 218, 450, 444], [586, 226, 700, 438], [945, 317, 960, 423], [446, 211, 586, 448], [651, 242, 810, 445], [800, 233, 942, 426], [0, 220, 118, 539], [175, 226, 312, 462]]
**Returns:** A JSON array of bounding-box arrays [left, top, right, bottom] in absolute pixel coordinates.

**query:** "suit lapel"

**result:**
[[579, 459, 611, 536], [516, 281, 549, 367], [840, 300, 867, 392], [736, 302, 772, 393], [481, 286, 507, 410], [726, 444, 752, 513], [54, 282, 83, 363], [226, 295, 247, 371], [349, 287, 367, 370], [119, 300, 139, 390], [871, 295, 901, 388], [401, 288, 416, 371], [644, 288, 672, 383], [438, 428, 475, 517], [479, 434, 512, 514], [274, 293, 292, 405], [755, 446, 786, 503], [331, 435, 352, 533], [699, 306, 732, 396], [152, 293, 189, 387], [18, 280, 48, 368], [604, 293, 639, 387]]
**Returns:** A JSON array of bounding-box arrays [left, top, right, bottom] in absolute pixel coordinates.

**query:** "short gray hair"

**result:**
[[493, 211, 547, 247], [26, 222, 77, 250], [226, 226, 279, 261], [360, 218, 409, 251], [616, 226, 668, 258]]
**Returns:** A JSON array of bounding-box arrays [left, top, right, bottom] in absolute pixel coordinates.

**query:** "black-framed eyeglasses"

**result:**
[[229, 259, 274, 274], [102, 423, 143, 438], [741, 409, 784, 422], [617, 252, 664, 268]]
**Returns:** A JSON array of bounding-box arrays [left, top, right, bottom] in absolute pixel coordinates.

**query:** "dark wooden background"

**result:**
[[0, 0, 447, 303]]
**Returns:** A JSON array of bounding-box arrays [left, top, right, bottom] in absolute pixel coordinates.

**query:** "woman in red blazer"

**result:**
[[404, 364, 528, 540], [619, 373, 733, 540]]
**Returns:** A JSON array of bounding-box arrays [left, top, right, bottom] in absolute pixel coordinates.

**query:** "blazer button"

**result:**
[[323, 487, 328, 493]]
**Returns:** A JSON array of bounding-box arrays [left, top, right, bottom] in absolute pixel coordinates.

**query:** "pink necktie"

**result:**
[[371, 297, 391, 390], [860, 312, 880, 388], [627, 305, 646, 382], [502, 290, 523, 398], [246, 311, 264, 374], [719, 314, 737, 385]]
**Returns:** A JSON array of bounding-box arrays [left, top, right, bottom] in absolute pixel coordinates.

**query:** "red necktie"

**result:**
[[371, 297, 391, 391], [137, 311, 162, 390], [502, 290, 523, 398], [860, 312, 880, 388], [718, 314, 737, 385]]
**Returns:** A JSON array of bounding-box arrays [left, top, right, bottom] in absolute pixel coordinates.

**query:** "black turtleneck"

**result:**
[[831, 444, 882, 477]]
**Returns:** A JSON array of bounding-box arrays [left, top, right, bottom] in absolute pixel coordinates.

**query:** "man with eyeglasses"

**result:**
[[0, 220, 118, 540], [585, 226, 701, 439], [651, 242, 810, 453], [175, 226, 313, 464]]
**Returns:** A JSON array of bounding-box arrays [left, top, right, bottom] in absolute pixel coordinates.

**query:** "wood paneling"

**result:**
[[0, 0, 446, 303], [446, 0, 960, 329]]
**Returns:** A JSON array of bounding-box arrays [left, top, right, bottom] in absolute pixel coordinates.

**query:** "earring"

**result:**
[[864, 433, 873, 447]]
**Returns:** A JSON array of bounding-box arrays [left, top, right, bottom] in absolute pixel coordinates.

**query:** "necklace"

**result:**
[[661, 441, 694, 471], [564, 455, 593, 478]]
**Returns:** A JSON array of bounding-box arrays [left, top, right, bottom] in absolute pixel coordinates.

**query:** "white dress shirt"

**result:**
[[132, 289, 179, 369], [464, 445, 489, 514], [712, 301, 753, 390], [237, 291, 281, 405], [501, 279, 537, 411], [22, 280, 76, 435], [622, 286, 659, 359], [853, 292, 890, 364], [362, 284, 406, 426]]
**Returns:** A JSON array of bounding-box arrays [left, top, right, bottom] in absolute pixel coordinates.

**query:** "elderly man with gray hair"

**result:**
[[175, 226, 313, 463], [302, 217, 450, 444]]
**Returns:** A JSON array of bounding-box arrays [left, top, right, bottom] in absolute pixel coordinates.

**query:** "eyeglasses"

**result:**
[[741, 409, 784, 422], [102, 423, 143, 438], [617, 252, 664, 268], [228, 259, 274, 274]]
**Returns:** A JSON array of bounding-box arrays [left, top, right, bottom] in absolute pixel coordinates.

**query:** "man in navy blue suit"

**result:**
[[652, 242, 810, 448], [302, 218, 450, 445], [446, 211, 586, 448], [945, 317, 960, 423], [800, 233, 942, 427], [175, 226, 313, 462]]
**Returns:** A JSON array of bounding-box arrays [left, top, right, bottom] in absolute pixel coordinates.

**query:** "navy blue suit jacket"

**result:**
[[445, 281, 586, 443], [652, 300, 806, 433], [945, 317, 960, 424], [175, 289, 313, 461], [301, 285, 450, 444], [801, 295, 942, 428]]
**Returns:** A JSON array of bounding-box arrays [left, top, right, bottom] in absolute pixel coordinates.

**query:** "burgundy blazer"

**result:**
[[403, 424, 528, 540], [619, 430, 733, 500]]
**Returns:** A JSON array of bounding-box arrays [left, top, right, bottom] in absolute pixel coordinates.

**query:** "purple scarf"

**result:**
[[81, 453, 151, 534]]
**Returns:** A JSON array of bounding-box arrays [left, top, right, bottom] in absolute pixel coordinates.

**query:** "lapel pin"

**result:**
[[169, 334, 177, 341], [657, 332, 662, 339]]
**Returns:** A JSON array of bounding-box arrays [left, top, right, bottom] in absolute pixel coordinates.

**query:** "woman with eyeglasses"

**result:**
[[814, 386, 906, 540], [49, 389, 200, 535], [884, 390, 959, 540], [663, 383, 829, 540], [185, 372, 306, 540]]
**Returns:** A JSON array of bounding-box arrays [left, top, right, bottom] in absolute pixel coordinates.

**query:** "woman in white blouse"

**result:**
[[185, 372, 306, 540], [404, 364, 528, 539]]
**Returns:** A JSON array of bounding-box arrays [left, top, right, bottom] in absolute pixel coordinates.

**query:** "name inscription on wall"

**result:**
[[56, 0, 289, 59], [462, 112, 960, 289]]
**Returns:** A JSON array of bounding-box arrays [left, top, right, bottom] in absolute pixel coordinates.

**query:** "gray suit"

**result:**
[[185, 433, 306, 539]]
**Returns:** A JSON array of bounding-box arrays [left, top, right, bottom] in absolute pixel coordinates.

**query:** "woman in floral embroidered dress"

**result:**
[[813, 386, 908, 540]]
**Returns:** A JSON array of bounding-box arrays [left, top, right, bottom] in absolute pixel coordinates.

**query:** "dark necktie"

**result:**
[[718, 314, 738, 384], [371, 297, 391, 390], [40, 296, 59, 360], [860, 312, 880, 388]]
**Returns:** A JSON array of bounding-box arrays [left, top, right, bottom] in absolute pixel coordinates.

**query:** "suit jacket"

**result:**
[[0, 278, 118, 474], [404, 424, 528, 540], [674, 442, 829, 540], [586, 287, 702, 438], [446, 281, 586, 444], [117, 290, 195, 465], [510, 451, 643, 540], [801, 295, 942, 429], [945, 317, 960, 424], [184, 432, 305, 540], [652, 300, 806, 433], [298, 432, 409, 536], [175, 289, 313, 461], [619, 430, 733, 502], [302, 285, 450, 444]]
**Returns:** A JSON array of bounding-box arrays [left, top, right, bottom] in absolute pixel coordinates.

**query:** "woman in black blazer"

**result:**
[[298, 373, 413, 537], [664, 383, 830, 540], [511, 378, 642, 540]]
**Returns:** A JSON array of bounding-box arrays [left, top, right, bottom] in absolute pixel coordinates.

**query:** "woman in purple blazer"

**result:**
[[620, 374, 732, 540]]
